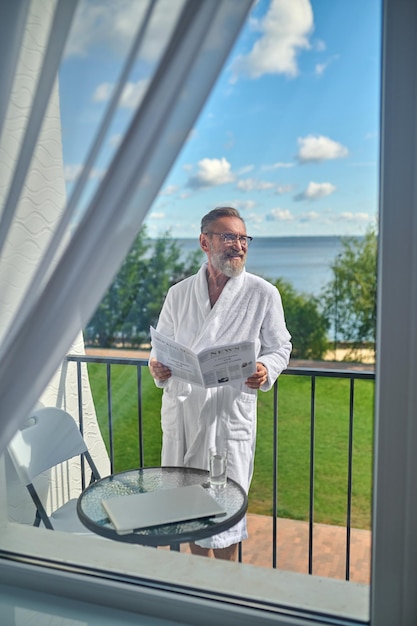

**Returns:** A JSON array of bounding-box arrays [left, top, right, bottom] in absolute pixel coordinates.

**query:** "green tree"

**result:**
[[274, 278, 329, 360], [85, 228, 203, 347], [139, 235, 203, 341], [322, 229, 377, 356]]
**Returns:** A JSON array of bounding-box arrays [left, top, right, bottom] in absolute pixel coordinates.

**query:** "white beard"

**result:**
[[210, 247, 246, 277]]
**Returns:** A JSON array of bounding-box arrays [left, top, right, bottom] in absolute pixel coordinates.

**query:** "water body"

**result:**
[[175, 236, 345, 297]]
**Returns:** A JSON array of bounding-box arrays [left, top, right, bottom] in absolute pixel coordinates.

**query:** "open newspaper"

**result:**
[[150, 326, 256, 388]]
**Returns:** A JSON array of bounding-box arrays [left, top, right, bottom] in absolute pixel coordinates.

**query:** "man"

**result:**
[[149, 207, 292, 561]]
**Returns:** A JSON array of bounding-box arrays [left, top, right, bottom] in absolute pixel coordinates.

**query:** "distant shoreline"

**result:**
[[146, 235, 361, 240], [85, 347, 375, 372]]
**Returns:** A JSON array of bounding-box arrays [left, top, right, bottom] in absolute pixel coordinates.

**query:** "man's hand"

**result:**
[[245, 362, 268, 389], [149, 357, 172, 382]]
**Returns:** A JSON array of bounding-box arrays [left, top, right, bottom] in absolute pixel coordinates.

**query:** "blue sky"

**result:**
[[60, 0, 382, 239]]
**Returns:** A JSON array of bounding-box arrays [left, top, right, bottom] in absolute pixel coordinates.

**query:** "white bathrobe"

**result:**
[[151, 263, 292, 548]]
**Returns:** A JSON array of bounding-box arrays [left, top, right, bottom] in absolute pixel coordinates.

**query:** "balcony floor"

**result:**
[[180, 514, 371, 584]]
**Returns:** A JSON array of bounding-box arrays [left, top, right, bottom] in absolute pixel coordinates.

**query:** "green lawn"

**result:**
[[88, 363, 374, 530]]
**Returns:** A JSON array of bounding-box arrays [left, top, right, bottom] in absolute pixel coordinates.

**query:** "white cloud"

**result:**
[[65, 0, 181, 60], [237, 164, 255, 175], [237, 178, 275, 192], [339, 212, 372, 223], [314, 54, 339, 77], [120, 80, 148, 108], [231, 0, 314, 80], [300, 211, 319, 222], [224, 131, 235, 150], [232, 200, 257, 212], [262, 161, 295, 170], [92, 82, 113, 102], [247, 212, 263, 224], [266, 208, 294, 221], [314, 39, 326, 52], [215, 199, 257, 212], [276, 184, 295, 194], [315, 63, 326, 76], [295, 181, 336, 201], [187, 158, 235, 189], [149, 212, 165, 220], [297, 135, 349, 163], [93, 79, 148, 109], [159, 185, 178, 197]]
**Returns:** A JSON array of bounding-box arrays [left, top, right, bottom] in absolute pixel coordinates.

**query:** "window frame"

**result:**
[[1, 0, 417, 624], [370, 0, 417, 623]]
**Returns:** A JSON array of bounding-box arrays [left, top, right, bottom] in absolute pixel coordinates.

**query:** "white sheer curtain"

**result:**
[[0, 0, 253, 455], [0, 0, 110, 521]]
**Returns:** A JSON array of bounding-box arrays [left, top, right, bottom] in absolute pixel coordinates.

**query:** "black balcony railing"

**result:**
[[67, 353, 375, 581]]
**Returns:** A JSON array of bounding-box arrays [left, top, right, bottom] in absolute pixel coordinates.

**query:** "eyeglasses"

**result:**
[[204, 232, 253, 246]]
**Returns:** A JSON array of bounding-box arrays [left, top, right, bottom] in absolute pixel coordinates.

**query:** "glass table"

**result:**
[[77, 466, 248, 548]]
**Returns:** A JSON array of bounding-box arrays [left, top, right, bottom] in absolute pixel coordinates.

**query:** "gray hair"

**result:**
[[200, 206, 245, 233]]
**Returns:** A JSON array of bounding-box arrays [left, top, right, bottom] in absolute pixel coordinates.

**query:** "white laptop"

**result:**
[[102, 484, 227, 535]]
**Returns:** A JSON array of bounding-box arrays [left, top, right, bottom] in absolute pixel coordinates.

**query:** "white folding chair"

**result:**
[[7, 407, 102, 532]]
